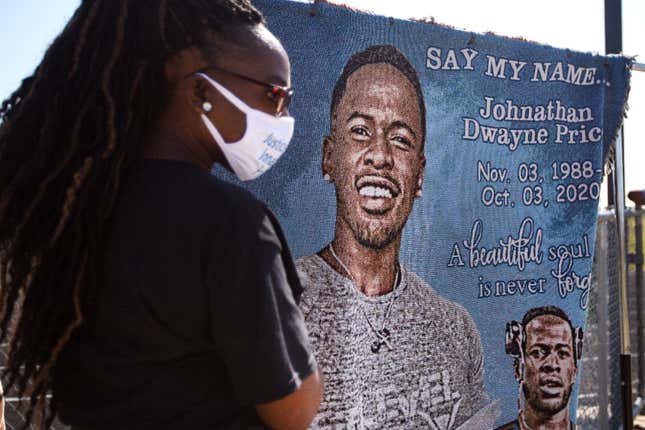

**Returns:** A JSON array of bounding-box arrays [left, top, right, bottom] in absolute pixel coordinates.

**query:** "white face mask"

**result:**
[[196, 72, 294, 181]]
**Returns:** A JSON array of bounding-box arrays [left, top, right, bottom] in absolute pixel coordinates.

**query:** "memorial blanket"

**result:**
[[218, 1, 632, 427]]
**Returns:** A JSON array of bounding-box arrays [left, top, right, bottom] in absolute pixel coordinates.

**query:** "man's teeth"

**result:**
[[359, 186, 393, 198]]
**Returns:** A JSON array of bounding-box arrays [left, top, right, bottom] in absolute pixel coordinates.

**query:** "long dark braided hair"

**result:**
[[0, 1, 264, 427]]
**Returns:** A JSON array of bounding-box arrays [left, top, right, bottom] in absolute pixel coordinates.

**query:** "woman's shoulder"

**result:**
[[129, 158, 266, 217]]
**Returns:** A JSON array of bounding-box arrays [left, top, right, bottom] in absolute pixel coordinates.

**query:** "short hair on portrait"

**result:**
[[521, 305, 576, 359], [329, 44, 426, 146]]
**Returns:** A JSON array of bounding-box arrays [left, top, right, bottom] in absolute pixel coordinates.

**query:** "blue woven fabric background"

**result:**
[[214, 0, 632, 425]]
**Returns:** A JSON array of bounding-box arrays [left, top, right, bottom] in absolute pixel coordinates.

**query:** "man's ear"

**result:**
[[322, 135, 334, 180], [513, 359, 522, 382], [415, 154, 426, 198]]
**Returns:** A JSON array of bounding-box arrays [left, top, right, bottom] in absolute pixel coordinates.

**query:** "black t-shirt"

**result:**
[[53, 159, 315, 429]]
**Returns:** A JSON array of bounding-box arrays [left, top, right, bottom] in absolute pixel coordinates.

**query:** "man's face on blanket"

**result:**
[[324, 63, 425, 249], [522, 315, 577, 416]]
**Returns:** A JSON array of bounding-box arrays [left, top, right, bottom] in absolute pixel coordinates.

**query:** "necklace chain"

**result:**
[[327, 244, 400, 353]]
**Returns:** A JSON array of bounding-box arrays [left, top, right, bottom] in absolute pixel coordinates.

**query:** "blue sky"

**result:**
[[1, 0, 643, 200], [0, 1, 79, 99]]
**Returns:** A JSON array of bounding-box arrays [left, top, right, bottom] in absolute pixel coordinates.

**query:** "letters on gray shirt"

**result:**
[[296, 254, 499, 430]]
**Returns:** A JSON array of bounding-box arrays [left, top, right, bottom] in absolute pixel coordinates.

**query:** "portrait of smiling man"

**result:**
[[296, 45, 499, 430], [498, 306, 581, 430]]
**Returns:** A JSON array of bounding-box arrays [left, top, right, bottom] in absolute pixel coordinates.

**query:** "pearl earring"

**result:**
[[415, 189, 423, 197], [202, 101, 213, 112], [323, 173, 331, 182]]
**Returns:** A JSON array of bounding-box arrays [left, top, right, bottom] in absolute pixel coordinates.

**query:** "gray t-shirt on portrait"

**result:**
[[296, 254, 499, 430]]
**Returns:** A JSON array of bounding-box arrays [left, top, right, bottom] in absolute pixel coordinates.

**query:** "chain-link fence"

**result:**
[[577, 209, 645, 429], [0, 342, 68, 430]]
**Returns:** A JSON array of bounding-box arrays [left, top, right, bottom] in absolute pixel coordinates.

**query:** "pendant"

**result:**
[[371, 328, 392, 353]]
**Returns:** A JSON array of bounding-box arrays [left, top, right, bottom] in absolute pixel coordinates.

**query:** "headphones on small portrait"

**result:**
[[505, 313, 583, 417], [505, 319, 584, 380]]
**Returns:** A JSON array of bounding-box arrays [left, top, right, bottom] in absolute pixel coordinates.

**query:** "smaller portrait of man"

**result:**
[[497, 306, 583, 430], [296, 44, 498, 429]]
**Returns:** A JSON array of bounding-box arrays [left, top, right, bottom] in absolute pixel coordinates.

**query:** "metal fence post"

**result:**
[[628, 192, 645, 399], [614, 132, 633, 430]]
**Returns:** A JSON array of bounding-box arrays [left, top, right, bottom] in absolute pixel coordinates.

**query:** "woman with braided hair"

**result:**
[[0, 1, 322, 428]]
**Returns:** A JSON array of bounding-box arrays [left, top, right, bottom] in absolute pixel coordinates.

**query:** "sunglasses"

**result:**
[[193, 65, 293, 115]]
